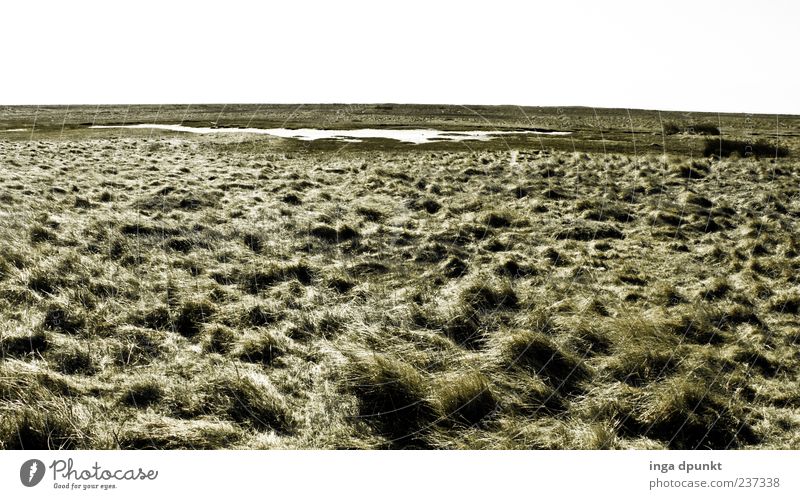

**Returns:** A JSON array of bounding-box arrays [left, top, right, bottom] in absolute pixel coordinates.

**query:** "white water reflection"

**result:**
[[89, 124, 571, 144]]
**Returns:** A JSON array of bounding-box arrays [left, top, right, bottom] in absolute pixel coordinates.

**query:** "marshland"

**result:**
[[1, 104, 799, 449]]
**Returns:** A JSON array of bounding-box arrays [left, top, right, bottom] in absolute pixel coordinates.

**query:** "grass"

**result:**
[[343, 351, 435, 446], [703, 138, 790, 158], [0, 105, 798, 449], [634, 376, 758, 449], [0, 404, 90, 450], [664, 122, 720, 136], [1, 329, 51, 357], [490, 329, 590, 393]]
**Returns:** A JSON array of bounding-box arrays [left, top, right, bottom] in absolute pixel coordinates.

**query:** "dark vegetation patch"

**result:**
[[47, 344, 97, 375], [458, 279, 518, 312], [703, 138, 789, 158], [240, 261, 316, 293], [174, 299, 216, 338], [202, 324, 236, 354], [121, 378, 165, 407], [1, 330, 51, 357], [675, 161, 710, 179], [30, 225, 57, 244], [555, 223, 624, 241], [309, 223, 360, 243], [120, 222, 181, 237], [42, 303, 85, 334], [243, 232, 263, 253]]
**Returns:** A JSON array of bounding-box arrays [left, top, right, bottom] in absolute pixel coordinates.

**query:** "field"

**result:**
[[1, 104, 799, 449]]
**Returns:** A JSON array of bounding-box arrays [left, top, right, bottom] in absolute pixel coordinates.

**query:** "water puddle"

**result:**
[[89, 124, 571, 144]]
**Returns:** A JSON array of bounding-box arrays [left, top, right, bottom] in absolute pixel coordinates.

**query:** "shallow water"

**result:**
[[89, 124, 571, 144]]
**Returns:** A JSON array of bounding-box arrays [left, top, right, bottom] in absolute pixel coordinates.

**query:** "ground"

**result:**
[[0, 105, 798, 449]]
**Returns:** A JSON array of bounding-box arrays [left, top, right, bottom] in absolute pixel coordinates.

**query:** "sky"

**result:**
[[1, 0, 798, 114]]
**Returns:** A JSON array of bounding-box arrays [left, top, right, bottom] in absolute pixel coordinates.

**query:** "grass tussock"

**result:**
[[46, 342, 97, 375], [42, 302, 86, 334], [635, 377, 757, 449], [235, 330, 291, 365], [120, 377, 166, 408], [490, 329, 590, 393], [1, 329, 51, 357], [174, 299, 216, 338], [118, 415, 244, 450], [343, 351, 435, 445], [202, 324, 237, 354], [239, 261, 316, 293], [457, 278, 519, 312], [167, 371, 296, 434], [431, 371, 498, 426], [0, 398, 97, 450]]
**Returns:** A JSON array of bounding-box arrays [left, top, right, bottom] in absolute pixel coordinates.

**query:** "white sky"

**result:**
[[1, 0, 798, 114]]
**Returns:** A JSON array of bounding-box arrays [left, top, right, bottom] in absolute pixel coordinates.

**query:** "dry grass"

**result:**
[[0, 131, 798, 449]]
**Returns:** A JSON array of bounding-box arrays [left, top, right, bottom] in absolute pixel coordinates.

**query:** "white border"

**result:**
[[1, 450, 798, 498], [0, 0, 798, 113]]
